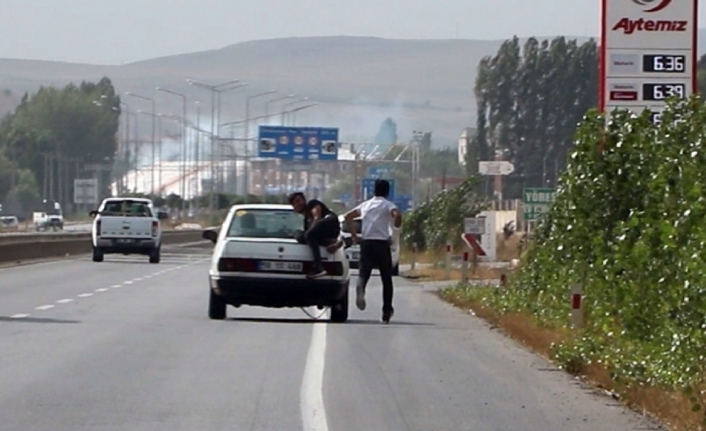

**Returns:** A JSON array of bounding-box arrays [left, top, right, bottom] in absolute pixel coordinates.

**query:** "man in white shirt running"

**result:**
[[344, 179, 403, 323]]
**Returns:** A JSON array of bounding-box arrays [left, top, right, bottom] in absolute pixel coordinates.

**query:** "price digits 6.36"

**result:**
[[643, 55, 686, 73]]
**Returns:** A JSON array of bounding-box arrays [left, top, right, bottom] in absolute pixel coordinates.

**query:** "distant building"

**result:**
[[457, 127, 475, 166]]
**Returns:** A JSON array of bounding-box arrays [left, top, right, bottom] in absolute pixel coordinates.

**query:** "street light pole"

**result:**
[[264, 94, 295, 123], [136, 110, 162, 195], [244, 90, 277, 196], [156, 87, 187, 208], [281, 98, 309, 125], [216, 83, 249, 194], [125, 92, 157, 195], [188, 78, 242, 210]]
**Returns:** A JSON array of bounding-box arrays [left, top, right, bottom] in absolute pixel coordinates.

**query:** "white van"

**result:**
[[339, 216, 400, 276]]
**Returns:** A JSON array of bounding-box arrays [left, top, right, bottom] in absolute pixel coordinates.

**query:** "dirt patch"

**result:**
[[405, 266, 505, 282], [439, 290, 706, 431]]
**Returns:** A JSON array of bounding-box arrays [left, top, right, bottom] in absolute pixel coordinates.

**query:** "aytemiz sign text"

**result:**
[[600, 0, 698, 126]]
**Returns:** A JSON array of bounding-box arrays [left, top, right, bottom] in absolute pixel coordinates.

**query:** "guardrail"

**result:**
[[0, 230, 207, 264]]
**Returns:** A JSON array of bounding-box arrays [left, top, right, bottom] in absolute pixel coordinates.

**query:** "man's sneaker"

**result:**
[[307, 268, 327, 279], [382, 308, 394, 324], [355, 285, 366, 310]]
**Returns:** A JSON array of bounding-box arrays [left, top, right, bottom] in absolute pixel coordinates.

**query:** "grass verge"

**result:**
[[439, 284, 706, 431]]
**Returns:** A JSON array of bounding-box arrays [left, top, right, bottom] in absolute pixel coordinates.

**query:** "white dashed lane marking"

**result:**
[[10, 264, 199, 319]]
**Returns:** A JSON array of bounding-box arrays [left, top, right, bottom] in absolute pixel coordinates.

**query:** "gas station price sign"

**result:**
[[600, 0, 698, 127]]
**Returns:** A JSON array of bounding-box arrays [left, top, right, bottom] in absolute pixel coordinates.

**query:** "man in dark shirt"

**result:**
[[288, 192, 342, 278]]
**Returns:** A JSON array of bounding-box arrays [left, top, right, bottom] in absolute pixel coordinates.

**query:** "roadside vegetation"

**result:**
[[443, 98, 706, 431]]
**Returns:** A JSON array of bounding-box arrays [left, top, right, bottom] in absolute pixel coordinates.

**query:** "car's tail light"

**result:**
[[96, 220, 101, 236], [323, 262, 344, 276], [152, 221, 159, 237], [218, 258, 257, 272]]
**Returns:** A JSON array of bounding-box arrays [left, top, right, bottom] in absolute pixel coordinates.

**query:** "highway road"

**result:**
[[0, 244, 663, 431]]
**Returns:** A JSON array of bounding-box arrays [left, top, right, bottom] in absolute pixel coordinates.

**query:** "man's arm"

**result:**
[[391, 208, 402, 228], [310, 204, 322, 221], [344, 207, 361, 242]]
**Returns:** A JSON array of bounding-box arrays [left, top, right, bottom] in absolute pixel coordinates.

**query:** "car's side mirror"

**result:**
[[157, 211, 168, 220], [89, 210, 98, 217], [202, 229, 218, 244]]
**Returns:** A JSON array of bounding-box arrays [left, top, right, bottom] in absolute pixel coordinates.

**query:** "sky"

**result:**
[[5, 0, 701, 65]]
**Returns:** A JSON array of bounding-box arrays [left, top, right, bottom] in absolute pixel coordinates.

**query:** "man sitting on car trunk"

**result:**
[[288, 192, 343, 279]]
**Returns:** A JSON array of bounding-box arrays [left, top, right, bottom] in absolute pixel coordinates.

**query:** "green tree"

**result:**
[[6, 169, 40, 213], [471, 36, 599, 198], [698, 53, 706, 98], [0, 151, 16, 199], [0, 77, 119, 208]]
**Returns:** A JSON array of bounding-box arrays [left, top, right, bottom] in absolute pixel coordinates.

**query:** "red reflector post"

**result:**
[[571, 293, 581, 309]]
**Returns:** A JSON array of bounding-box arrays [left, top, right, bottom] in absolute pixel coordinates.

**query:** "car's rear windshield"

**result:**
[[227, 209, 303, 239], [100, 200, 153, 217], [341, 219, 362, 234]]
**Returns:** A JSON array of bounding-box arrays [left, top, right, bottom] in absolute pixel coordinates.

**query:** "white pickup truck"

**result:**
[[89, 197, 168, 263]]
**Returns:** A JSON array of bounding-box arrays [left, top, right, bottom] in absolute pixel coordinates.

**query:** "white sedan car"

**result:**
[[339, 216, 401, 276], [203, 204, 351, 322]]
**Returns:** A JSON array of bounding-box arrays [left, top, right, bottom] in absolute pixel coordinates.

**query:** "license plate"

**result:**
[[116, 239, 134, 244], [350, 252, 360, 261], [258, 261, 303, 272]]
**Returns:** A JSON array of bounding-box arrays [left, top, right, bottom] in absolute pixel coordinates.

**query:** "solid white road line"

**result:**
[[35, 305, 55, 310], [300, 314, 330, 431]]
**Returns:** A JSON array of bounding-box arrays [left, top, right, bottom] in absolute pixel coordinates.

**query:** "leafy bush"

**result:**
[[401, 176, 485, 251], [474, 97, 706, 395]]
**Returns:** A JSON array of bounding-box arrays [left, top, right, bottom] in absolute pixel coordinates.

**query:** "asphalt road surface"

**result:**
[[0, 245, 664, 431]]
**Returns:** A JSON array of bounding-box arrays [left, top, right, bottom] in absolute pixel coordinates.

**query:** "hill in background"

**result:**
[[0, 32, 703, 150]]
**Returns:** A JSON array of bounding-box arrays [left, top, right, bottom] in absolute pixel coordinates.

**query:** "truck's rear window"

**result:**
[[227, 209, 303, 239], [101, 201, 153, 217]]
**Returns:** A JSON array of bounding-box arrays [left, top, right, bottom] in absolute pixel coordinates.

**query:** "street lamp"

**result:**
[[245, 90, 277, 141], [125, 92, 157, 195], [187, 79, 248, 205], [264, 94, 295, 123], [156, 86, 188, 209], [285, 102, 320, 126], [281, 98, 310, 125], [136, 110, 164, 196]]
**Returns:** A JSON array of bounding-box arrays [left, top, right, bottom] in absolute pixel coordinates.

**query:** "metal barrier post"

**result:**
[[411, 242, 417, 271], [445, 241, 451, 280], [461, 251, 469, 284]]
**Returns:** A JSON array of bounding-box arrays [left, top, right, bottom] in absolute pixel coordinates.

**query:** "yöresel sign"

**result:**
[[600, 0, 697, 125]]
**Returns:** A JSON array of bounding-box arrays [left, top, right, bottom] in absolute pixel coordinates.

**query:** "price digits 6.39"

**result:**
[[642, 83, 686, 101], [643, 55, 686, 73]]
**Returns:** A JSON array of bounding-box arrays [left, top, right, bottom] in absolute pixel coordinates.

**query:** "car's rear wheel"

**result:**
[[92, 247, 104, 262], [330, 287, 349, 323], [209, 289, 227, 320]]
